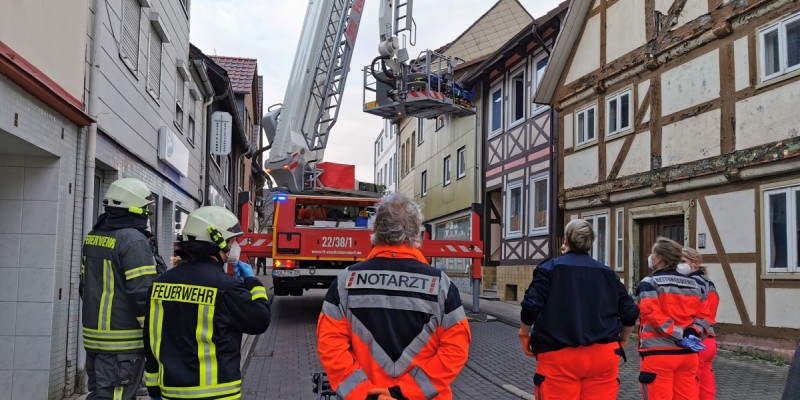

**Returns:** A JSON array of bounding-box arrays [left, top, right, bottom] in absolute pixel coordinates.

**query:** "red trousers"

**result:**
[[698, 337, 717, 400], [639, 353, 698, 400], [534, 342, 620, 400]]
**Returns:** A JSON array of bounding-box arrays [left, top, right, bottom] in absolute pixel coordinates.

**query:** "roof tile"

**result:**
[[209, 55, 257, 94]]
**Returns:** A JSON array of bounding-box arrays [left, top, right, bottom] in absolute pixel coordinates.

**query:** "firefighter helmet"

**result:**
[[103, 178, 154, 214], [181, 206, 244, 249]]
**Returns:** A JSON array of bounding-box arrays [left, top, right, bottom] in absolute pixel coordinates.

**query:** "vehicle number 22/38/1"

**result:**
[[321, 236, 354, 248]]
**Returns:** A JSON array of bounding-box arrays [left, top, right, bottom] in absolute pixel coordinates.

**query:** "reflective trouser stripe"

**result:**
[[125, 265, 157, 280], [410, 366, 439, 399], [250, 286, 268, 301], [337, 369, 367, 398], [113, 386, 123, 400], [159, 380, 242, 398], [145, 371, 158, 387], [196, 304, 218, 386], [99, 259, 114, 330]]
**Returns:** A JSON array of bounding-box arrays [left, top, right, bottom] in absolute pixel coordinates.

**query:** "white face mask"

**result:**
[[226, 239, 241, 264], [677, 263, 692, 275], [647, 254, 656, 269]]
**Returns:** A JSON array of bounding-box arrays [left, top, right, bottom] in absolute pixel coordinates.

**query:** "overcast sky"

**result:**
[[191, 0, 563, 181]]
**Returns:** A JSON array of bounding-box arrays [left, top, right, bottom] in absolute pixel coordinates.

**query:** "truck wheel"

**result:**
[[274, 287, 289, 296], [290, 288, 304, 296]]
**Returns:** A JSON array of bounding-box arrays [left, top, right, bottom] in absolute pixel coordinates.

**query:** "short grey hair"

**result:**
[[371, 192, 423, 247], [565, 219, 594, 253]]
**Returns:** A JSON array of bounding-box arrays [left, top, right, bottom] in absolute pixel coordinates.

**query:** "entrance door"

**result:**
[[638, 217, 685, 282]]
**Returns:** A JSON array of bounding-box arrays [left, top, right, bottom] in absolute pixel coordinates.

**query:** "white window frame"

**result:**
[[575, 104, 597, 146], [509, 68, 526, 127], [763, 185, 800, 273], [443, 155, 451, 186], [146, 27, 163, 100], [421, 170, 428, 197], [456, 146, 466, 179], [417, 118, 424, 145], [489, 84, 504, 137], [505, 180, 524, 238], [584, 212, 609, 265], [175, 73, 185, 131], [529, 172, 549, 236], [531, 52, 550, 115], [759, 13, 800, 82], [605, 89, 632, 137], [615, 208, 624, 272]]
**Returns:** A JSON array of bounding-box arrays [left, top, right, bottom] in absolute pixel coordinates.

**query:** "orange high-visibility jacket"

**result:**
[[636, 269, 707, 355], [690, 270, 719, 337], [317, 245, 471, 400]]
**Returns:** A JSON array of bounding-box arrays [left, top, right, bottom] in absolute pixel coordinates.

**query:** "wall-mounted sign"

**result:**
[[158, 126, 189, 177], [211, 111, 232, 155]]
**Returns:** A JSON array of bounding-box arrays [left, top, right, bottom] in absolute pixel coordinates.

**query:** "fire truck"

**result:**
[[233, 0, 482, 297]]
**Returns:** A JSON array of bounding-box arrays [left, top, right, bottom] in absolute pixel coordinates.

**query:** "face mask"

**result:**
[[677, 263, 692, 275], [226, 239, 241, 264], [647, 254, 656, 269]]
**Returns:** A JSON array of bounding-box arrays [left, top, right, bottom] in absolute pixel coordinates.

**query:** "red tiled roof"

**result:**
[[210, 55, 257, 94]]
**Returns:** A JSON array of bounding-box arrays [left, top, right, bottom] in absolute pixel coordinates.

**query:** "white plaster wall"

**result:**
[[705, 263, 741, 325], [656, 0, 708, 29], [507, 169, 525, 181], [736, 82, 800, 149], [731, 263, 757, 325], [703, 189, 756, 253], [605, 138, 623, 175], [765, 288, 800, 328], [564, 147, 599, 188], [661, 110, 721, 167], [618, 131, 651, 177], [661, 50, 720, 115], [734, 37, 750, 91], [696, 204, 718, 255], [0, 0, 89, 98], [606, 0, 647, 62], [638, 80, 651, 124], [565, 16, 601, 84], [563, 112, 574, 149]]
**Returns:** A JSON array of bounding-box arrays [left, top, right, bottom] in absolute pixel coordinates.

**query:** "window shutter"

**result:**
[[147, 29, 162, 97], [121, 0, 140, 70]]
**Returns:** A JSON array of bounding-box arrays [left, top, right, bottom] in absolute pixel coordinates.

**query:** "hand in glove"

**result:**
[[677, 335, 706, 352], [234, 261, 255, 279], [366, 387, 398, 400]]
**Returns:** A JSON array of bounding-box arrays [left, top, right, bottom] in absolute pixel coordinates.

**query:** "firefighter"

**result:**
[[80, 177, 158, 400], [682, 247, 719, 400], [519, 219, 639, 400], [317, 192, 471, 400], [143, 206, 271, 400], [637, 237, 707, 400]]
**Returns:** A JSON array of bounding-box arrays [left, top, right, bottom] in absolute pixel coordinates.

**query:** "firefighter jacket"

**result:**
[[143, 257, 271, 400], [317, 245, 471, 400], [520, 252, 639, 354], [80, 211, 157, 353], [636, 269, 707, 356], [690, 270, 719, 337]]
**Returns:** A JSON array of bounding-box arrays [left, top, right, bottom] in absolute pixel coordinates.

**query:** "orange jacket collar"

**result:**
[[367, 244, 428, 264]]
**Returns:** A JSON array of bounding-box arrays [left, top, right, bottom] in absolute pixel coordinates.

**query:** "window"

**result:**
[[421, 171, 428, 196], [435, 115, 446, 132], [179, 0, 191, 16], [490, 85, 503, 134], [456, 146, 466, 179], [175, 74, 185, 130], [764, 184, 800, 273], [615, 209, 624, 271], [606, 90, 632, 136], [510, 70, 525, 125], [410, 133, 416, 167], [377, 170, 382, 187], [400, 143, 406, 176], [575, 104, 597, 146], [147, 27, 163, 99], [585, 213, 609, 265], [443, 156, 451, 186], [188, 93, 196, 144], [505, 181, 523, 237], [417, 119, 424, 145], [120, 0, 141, 72], [760, 13, 800, 82], [532, 53, 549, 112], [529, 173, 548, 235], [392, 155, 396, 182]]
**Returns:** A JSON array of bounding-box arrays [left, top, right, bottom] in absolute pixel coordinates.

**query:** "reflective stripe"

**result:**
[[196, 305, 218, 386], [249, 286, 268, 301], [348, 294, 439, 314], [83, 338, 144, 351], [137, 316, 145, 327], [639, 336, 681, 349], [336, 369, 367, 398], [149, 300, 164, 359], [442, 306, 466, 329], [159, 380, 241, 398], [321, 300, 343, 320], [125, 265, 157, 280], [145, 371, 158, 387], [113, 386, 123, 400], [99, 259, 115, 330], [82, 327, 142, 340], [410, 366, 439, 399]]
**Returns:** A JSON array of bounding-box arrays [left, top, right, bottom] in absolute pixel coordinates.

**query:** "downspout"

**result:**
[[193, 59, 215, 205], [472, 104, 481, 314]]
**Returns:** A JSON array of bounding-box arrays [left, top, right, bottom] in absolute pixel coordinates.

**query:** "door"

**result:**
[[638, 216, 685, 282]]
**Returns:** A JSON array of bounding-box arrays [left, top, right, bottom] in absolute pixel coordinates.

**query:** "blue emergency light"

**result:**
[[272, 195, 287, 202]]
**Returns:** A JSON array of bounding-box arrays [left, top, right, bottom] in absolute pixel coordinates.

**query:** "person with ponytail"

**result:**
[[682, 247, 719, 400], [636, 237, 707, 400]]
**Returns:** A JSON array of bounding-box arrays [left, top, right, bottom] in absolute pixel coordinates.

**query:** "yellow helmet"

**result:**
[[104, 178, 153, 214], [181, 206, 243, 249]]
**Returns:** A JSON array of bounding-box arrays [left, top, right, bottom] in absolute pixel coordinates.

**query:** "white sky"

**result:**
[[191, 0, 563, 181]]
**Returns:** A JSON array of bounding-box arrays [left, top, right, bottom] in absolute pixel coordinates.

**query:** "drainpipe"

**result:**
[[193, 59, 215, 205], [472, 108, 481, 314]]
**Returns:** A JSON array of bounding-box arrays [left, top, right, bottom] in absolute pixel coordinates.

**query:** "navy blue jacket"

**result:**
[[520, 252, 639, 354]]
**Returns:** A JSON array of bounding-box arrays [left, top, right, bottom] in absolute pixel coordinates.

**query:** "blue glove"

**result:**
[[677, 335, 706, 352], [234, 261, 255, 279]]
